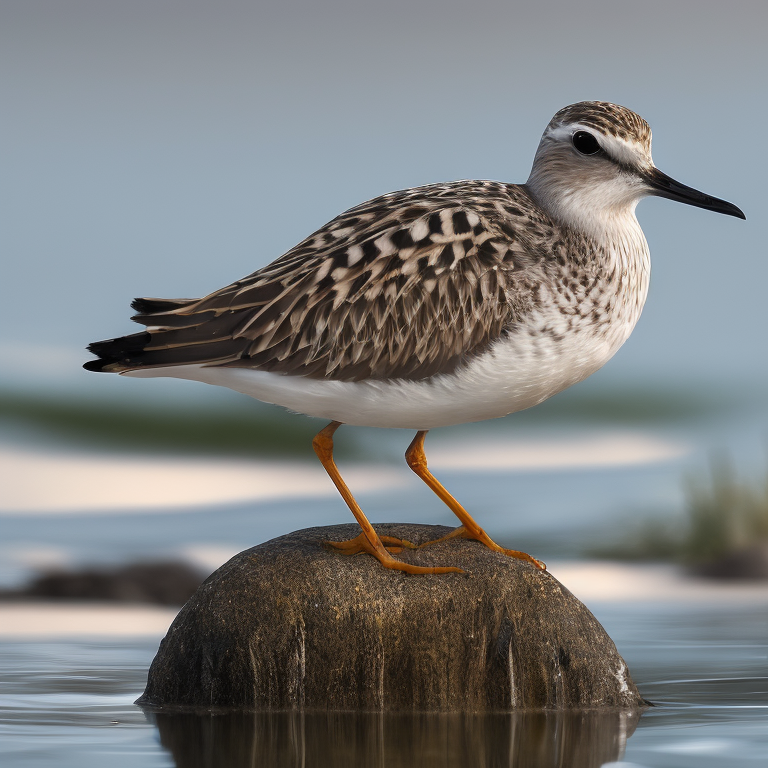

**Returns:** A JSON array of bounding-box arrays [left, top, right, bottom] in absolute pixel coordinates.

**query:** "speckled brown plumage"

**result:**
[[91, 180, 615, 382]]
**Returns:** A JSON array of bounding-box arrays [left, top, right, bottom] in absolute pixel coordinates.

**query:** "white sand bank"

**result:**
[[0, 602, 178, 638], [428, 432, 688, 471], [0, 446, 402, 514], [1, 430, 688, 514], [547, 561, 768, 604]]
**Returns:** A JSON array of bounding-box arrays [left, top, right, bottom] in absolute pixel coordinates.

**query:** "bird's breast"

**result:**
[[482, 222, 651, 408]]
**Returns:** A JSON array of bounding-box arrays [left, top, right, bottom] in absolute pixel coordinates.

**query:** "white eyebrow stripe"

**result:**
[[547, 123, 651, 168]]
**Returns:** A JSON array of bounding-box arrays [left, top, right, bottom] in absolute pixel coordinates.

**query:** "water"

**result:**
[[1, 600, 765, 767]]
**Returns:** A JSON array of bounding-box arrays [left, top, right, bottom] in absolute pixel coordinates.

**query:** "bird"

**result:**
[[84, 101, 745, 575]]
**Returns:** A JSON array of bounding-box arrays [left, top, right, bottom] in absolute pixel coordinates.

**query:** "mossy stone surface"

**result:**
[[138, 524, 644, 711]]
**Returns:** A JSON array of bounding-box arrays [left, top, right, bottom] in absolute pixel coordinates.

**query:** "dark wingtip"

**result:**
[[83, 332, 152, 374], [83, 358, 109, 373], [130, 297, 195, 314], [130, 297, 155, 314]]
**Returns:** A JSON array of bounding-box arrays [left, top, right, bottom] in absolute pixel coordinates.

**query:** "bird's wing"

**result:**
[[90, 182, 547, 382]]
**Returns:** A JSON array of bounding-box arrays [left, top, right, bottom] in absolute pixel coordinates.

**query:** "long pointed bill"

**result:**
[[644, 168, 745, 219]]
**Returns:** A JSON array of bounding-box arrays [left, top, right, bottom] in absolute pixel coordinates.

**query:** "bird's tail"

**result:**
[[83, 297, 200, 373]]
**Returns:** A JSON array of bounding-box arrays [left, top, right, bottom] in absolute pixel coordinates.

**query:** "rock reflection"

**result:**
[[147, 708, 640, 768]]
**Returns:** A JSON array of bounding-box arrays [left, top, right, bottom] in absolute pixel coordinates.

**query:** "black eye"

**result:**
[[572, 131, 601, 155]]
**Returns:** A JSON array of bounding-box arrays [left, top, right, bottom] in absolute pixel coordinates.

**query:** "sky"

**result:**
[[1, 0, 766, 402]]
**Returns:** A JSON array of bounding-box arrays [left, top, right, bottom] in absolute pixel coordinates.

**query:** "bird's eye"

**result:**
[[572, 131, 602, 156]]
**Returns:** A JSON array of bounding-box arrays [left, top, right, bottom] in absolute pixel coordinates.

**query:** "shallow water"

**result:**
[[1, 601, 765, 767]]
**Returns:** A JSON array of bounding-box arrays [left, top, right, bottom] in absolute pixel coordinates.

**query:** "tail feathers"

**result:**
[[85, 295, 246, 373], [130, 297, 196, 315], [131, 310, 217, 329], [84, 332, 152, 373], [129, 296, 214, 330], [84, 296, 205, 372], [84, 328, 245, 373]]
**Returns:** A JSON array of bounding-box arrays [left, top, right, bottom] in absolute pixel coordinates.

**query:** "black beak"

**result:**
[[645, 168, 745, 219]]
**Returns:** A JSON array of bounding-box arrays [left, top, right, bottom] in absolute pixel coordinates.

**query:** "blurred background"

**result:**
[[1, 0, 767, 586]]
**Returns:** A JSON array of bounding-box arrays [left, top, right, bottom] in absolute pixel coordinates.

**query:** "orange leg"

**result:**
[[312, 422, 463, 575], [404, 431, 546, 570]]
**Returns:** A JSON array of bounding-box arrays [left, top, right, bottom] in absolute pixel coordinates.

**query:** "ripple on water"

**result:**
[[0, 602, 765, 768]]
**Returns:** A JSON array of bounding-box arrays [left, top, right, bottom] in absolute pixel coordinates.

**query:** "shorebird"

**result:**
[[84, 101, 744, 575]]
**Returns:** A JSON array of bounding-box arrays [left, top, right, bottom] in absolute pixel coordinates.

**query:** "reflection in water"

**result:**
[[148, 708, 641, 768], [3, 602, 765, 767]]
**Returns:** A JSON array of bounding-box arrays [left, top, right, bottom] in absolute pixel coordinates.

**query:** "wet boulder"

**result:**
[[138, 524, 644, 710]]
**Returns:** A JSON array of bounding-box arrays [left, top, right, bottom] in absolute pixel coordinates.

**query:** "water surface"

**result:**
[[1, 600, 765, 767]]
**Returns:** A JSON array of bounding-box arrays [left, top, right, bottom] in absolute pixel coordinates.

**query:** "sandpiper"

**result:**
[[85, 101, 745, 575]]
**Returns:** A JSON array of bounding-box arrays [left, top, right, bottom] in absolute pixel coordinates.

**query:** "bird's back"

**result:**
[[88, 181, 620, 377]]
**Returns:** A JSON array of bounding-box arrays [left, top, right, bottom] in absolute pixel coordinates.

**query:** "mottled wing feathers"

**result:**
[[89, 181, 548, 381]]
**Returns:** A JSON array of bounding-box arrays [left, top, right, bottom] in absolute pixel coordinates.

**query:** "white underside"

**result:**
[[124, 327, 626, 430]]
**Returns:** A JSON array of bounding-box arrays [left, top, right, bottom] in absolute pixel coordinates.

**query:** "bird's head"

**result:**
[[526, 101, 745, 237]]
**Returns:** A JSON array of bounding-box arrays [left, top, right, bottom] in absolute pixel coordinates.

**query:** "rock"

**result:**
[[1, 561, 204, 606], [688, 542, 768, 580], [137, 524, 645, 711]]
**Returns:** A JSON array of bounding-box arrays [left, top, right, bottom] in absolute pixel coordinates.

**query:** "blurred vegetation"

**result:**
[[682, 457, 768, 564], [587, 517, 683, 562], [0, 384, 730, 459], [508, 386, 727, 426], [590, 455, 768, 566], [0, 561, 203, 606], [0, 390, 337, 458]]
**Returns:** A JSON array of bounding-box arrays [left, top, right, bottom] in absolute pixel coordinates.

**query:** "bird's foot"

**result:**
[[418, 525, 546, 570], [323, 533, 464, 575], [325, 533, 416, 555]]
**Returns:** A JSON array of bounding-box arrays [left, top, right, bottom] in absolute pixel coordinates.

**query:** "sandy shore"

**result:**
[[0, 445, 403, 514], [546, 561, 768, 604], [426, 432, 688, 471], [0, 602, 178, 638], [1, 562, 765, 639], [1, 430, 688, 514]]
